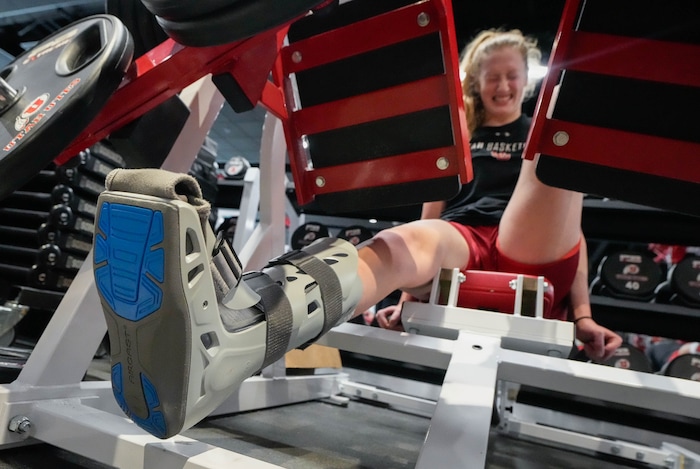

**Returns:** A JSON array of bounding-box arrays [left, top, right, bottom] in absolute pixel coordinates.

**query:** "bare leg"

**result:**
[[498, 157, 583, 263], [353, 219, 471, 315]]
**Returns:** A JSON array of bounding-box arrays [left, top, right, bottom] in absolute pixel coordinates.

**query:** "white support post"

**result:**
[[232, 167, 261, 253], [236, 112, 287, 270]]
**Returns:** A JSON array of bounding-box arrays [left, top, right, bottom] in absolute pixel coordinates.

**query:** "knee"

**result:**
[[370, 223, 446, 274]]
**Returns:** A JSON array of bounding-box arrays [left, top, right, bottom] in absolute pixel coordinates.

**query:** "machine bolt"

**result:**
[[315, 176, 326, 187], [417, 12, 431, 27], [552, 131, 569, 146], [0, 77, 19, 113], [291, 51, 303, 63], [610, 445, 621, 455], [635, 452, 645, 461], [436, 157, 449, 170], [8, 416, 32, 435]]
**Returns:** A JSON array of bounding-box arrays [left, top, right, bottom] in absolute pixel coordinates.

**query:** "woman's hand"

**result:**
[[575, 317, 622, 361], [375, 303, 405, 331]]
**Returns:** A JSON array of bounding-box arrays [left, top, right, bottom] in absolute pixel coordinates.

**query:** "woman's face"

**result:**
[[477, 46, 527, 126]]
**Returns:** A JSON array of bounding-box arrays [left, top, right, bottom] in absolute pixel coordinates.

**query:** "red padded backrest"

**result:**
[[274, 0, 471, 214], [525, 0, 700, 216]]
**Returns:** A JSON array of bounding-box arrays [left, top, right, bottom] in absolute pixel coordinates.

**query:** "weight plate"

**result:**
[[598, 251, 663, 299], [573, 342, 653, 372], [141, 0, 246, 22], [290, 222, 329, 250], [336, 224, 373, 246], [601, 344, 653, 372], [223, 155, 250, 179], [156, 0, 326, 47], [671, 255, 700, 306], [0, 15, 133, 201], [665, 353, 700, 381], [106, 0, 169, 57]]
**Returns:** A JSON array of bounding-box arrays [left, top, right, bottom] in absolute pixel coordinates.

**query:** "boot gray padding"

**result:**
[[105, 168, 211, 229], [243, 272, 294, 368]]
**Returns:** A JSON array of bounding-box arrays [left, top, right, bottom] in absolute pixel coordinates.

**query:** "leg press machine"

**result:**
[[0, 0, 699, 467]]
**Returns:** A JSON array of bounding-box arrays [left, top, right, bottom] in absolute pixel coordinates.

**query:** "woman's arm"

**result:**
[[421, 200, 445, 219], [570, 234, 622, 360]]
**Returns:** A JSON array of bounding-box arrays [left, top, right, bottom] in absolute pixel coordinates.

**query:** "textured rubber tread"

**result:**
[[94, 199, 190, 439]]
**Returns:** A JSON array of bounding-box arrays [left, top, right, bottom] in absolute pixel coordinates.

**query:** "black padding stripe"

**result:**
[[314, 175, 460, 214], [288, 0, 416, 43], [295, 33, 444, 108], [307, 106, 453, 167], [537, 155, 700, 217], [274, 250, 343, 337], [577, 0, 700, 45], [243, 272, 294, 368], [554, 70, 700, 144]]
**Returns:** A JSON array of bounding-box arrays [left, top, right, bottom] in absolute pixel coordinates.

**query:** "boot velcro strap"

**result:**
[[242, 271, 293, 368], [268, 250, 343, 344]]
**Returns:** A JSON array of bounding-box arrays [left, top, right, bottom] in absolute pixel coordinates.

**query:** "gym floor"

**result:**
[[0, 360, 647, 469]]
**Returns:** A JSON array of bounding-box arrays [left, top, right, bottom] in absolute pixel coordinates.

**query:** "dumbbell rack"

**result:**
[[581, 199, 700, 342]]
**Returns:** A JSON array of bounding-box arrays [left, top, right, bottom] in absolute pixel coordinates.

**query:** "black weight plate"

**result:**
[[106, 0, 169, 57], [141, 0, 246, 22], [671, 255, 700, 306], [572, 342, 653, 372], [598, 251, 663, 299], [665, 354, 700, 381], [601, 343, 653, 372], [223, 155, 250, 179], [156, 0, 326, 47], [0, 15, 133, 201], [290, 222, 329, 250], [336, 224, 373, 246]]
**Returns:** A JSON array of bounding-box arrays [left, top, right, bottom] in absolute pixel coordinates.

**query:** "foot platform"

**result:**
[[93, 169, 362, 438]]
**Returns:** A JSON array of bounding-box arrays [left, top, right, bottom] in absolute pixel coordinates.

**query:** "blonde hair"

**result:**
[[459, 29, 542, 134]]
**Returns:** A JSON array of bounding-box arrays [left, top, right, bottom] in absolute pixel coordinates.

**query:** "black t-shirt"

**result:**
[[441, 115, 531, 225]]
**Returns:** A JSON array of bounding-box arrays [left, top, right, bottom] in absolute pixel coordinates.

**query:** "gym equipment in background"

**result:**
[[336, 224, 373, 246], [0, 15, 133, 201], [290, 221, 330, 250], [589, 250, 664, 302]]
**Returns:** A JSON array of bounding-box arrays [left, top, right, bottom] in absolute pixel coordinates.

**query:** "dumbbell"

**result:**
[[290, 222, 329, 250], [27, 264, 76, 291], [56, 165, 108, 199], [589, 250, 664, 301], [572, 341, 653, 372], [48, 204, 95, 238], [85, 141, 126, 169], [336, 224, 374, 247], [0, 185, 96, 218], [36, 244, 86, 272], [655, 255, 700, 307], [68, 147, 123, 181], [37, 224, 92, 256], [664, 345, 700, 381], [221, 155, 251, 179]]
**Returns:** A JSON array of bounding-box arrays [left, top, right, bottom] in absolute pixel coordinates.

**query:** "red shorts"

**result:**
[[448, 223, 580, 321]]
